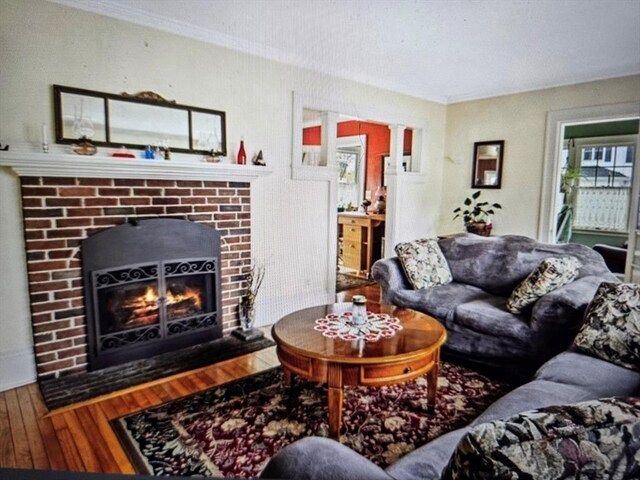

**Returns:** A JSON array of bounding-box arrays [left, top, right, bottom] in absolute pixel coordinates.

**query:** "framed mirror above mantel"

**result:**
[[53, 85, 226, 155]]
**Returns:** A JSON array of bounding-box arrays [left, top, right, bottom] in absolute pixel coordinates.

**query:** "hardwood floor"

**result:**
[[0, 285, 380, 474]]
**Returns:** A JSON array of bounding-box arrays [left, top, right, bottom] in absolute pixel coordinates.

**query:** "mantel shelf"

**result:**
[[0, 150, 272, 182]]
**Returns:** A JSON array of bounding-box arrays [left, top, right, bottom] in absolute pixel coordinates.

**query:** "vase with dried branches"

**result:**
[[238, 262, 265, 332]]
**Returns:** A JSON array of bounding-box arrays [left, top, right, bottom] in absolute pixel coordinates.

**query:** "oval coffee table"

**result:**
[[271, 303, 447, 439]]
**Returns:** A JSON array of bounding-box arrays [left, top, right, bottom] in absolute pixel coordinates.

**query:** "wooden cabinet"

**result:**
[[338, 213, 385, 275]]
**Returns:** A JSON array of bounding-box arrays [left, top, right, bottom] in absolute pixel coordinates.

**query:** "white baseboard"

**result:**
[[0, 348, 37, 391]]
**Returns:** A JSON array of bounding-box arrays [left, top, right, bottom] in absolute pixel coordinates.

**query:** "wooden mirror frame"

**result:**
[[53, 85, 227, 155], [472, 140, 504, 189]]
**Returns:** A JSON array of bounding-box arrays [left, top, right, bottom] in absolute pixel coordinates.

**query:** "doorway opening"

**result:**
[[555, 119, 639, 279], [300, 111, 415, 290]]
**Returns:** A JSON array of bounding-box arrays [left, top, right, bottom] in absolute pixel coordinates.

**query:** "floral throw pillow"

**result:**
[[394, 239, 452, 290], [506, 256, 581, 314], [574, 282, 640, 372], [442, 397, 640, 480]]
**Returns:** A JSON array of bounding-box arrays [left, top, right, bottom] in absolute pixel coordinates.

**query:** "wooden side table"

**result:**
[[272, 303, 447, 439]]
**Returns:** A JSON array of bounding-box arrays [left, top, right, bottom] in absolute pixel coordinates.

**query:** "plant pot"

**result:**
[[465, 222, 493, 236]]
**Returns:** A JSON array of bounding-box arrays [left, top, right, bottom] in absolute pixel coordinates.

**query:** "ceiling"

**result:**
[[50, 0, 640, 104]]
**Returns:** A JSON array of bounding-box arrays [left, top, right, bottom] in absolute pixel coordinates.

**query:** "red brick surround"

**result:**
[[20, 177, 251, 379]]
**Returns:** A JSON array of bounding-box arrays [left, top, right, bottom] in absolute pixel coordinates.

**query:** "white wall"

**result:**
[[440, 75, 640, 237], [0, 0, 446, 388]]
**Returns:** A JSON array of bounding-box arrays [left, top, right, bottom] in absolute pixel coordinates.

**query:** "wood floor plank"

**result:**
[[4, 388, 34, 469], [0, 392, 17, 468], [175, 375, 203, 394], [16, 387, 50, 470], [106, 396, 131, 418], [193, 370, 219, 388], [160, 379, 190, 399], [186, 372, 209, 391], [60, 411, 101, 472], [118, 392, 143, 414], [149, 384, 174, 403], [73, 406, 121, 473], [26, 384, 68, 471], [139, 386, 163, 406], [130, 390, 154, 410], [50, 413, 84, 472], [85, 404, 135, 474], [96, 397, 121, 421]]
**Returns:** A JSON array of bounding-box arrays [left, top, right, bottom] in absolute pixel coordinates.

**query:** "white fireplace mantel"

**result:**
[[0, 147, 272, 182]]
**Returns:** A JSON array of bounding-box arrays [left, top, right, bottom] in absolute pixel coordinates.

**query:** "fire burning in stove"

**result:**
[[107, 282, 205, 331]]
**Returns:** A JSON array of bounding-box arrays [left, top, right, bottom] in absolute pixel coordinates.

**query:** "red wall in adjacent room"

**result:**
[[303, 122, 413, 198]]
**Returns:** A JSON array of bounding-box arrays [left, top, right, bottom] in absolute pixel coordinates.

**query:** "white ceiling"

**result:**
[[50, 0, 640, 104]]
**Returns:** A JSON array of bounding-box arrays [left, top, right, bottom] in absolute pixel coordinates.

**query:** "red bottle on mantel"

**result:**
[[237, 139, 247, 165]]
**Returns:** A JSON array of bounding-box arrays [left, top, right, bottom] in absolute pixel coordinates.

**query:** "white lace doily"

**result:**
[[313, 312, 402, 342]]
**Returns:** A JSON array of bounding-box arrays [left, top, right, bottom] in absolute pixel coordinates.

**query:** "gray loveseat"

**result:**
[[371, 234, 617, 380], [260, 349, 640, 480]]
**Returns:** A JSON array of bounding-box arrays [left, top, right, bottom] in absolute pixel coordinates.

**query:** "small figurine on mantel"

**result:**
[[252, 149, 266, 166], [203, 149, 221, 163], [359, 198, 371, 214]]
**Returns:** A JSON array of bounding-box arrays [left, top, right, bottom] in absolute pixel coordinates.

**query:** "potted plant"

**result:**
[[453, 190, 502, 236]]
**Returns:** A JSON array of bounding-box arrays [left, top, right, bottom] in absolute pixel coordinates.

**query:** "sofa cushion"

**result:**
[[394, 238, 452, 290], [454, 297, 530, 343], [535, 351, 640, 398], [574, 282, 640, 372], [438, 235, 608, 297], [472, 379, 598, 425], [259, 437, 392, 480], [506, 256, 581, 314], [393, 283, 492, 322], [384, 428, 471, 480], [443, 397, 640, 480]]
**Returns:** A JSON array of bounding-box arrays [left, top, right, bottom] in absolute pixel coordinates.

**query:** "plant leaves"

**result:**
[[472, 191, 481, 199], [464, 198, 472, 206]]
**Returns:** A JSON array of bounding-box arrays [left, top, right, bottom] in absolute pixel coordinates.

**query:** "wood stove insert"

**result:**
[[82, 218, 223, 371]]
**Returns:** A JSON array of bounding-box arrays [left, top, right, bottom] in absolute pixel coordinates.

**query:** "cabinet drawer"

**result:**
[[338, 216, 369, 227], [343, 225, 363, 241], [343, 239, 362, 257], [360, 355, 434, 385]]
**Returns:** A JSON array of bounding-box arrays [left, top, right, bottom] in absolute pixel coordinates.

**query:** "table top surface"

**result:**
[[272, 303, 447, 364]]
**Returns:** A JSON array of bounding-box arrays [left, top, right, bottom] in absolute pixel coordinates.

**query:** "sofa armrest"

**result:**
[[371, 257, 411, 304], [259, 437, 393, 480], [529, 274, 617, 358]]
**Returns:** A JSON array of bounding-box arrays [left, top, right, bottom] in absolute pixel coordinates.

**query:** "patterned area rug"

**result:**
[[111, 363, 511, 478], [336, 272, 376, 292]]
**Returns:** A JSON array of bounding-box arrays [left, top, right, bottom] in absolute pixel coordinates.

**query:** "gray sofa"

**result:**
[[371, 234, 617, 380], [260, 349, 640, 479]]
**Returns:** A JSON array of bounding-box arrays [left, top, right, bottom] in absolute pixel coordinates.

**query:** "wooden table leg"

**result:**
[[282, 367, 293, 387], [427, 350, 439, 414], [327, 363, 344, 440], [328, 386, 343, 440]]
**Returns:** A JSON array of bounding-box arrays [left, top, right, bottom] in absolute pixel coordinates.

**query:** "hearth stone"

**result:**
[[39, 335, 275, 410]]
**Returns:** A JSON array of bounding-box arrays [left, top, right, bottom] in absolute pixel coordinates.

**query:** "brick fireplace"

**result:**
[[19, 175, 252, 380]]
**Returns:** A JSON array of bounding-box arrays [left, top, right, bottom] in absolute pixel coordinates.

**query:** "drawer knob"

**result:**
[[404, 367, 412, 374]]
